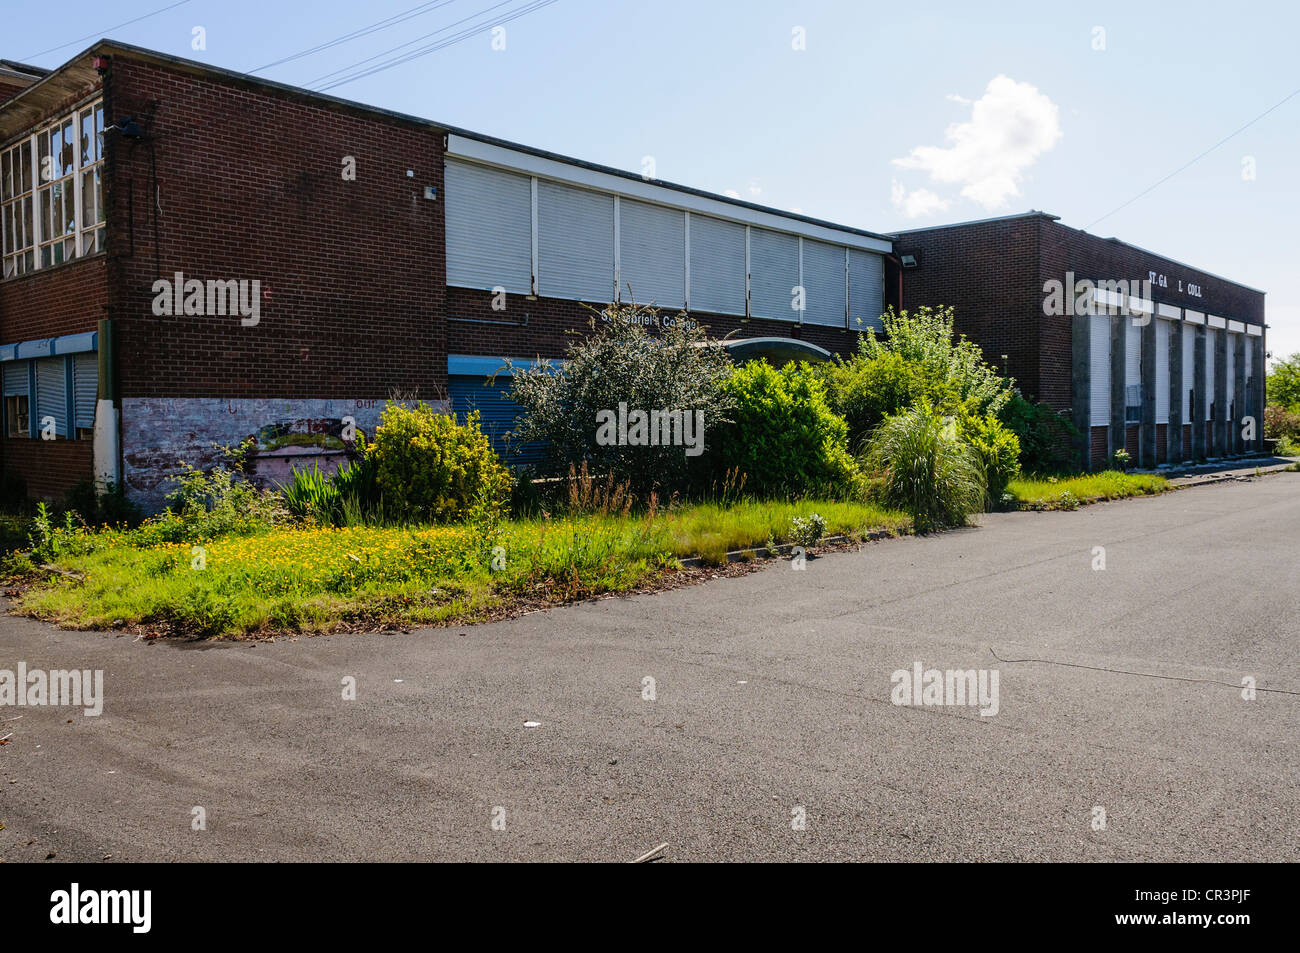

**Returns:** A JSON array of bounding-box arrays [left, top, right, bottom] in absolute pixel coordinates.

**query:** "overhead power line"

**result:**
[[23, 0, 195, 61]]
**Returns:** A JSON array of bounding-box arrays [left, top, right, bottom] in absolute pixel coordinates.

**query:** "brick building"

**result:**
[[895, 212, 1267, 470], [1, 41, 896, 510]]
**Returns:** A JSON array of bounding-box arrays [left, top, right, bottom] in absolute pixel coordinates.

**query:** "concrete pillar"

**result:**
[[1168, 320, 1184, 463], [1213, 327, 1228, 456], [1109, 314, 1126, 466], [1071, 312, 1092, 471], [1140, 315, 1157, 467], [1253, 334, 1266, 452], [1191, 325, 1207, 461]]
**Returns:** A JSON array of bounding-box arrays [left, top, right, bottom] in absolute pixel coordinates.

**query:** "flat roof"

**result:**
[[0, 39, 892, 245]]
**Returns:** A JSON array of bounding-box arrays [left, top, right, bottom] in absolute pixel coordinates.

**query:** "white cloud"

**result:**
[[724, 189, 741, 199], [894, 75, 1062, 209], [891, 179, 950, 219]]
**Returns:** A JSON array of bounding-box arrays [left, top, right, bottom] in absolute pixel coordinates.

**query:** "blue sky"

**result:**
[[10, 0, 1299, 363]]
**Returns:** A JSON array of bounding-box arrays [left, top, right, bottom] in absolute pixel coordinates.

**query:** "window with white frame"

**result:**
[[1, 99, 103, 280]]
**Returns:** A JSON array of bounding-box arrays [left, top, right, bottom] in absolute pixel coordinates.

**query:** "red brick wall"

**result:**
[[1156, 423, 1167, 464], [1090, 426, 1108, 470], [1, 439, 92, 500], [0, 257, 108, 344], [103, 55, 446, 401], [895, 217, 1045, 403]]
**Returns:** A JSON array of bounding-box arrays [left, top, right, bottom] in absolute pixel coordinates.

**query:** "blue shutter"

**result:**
[[35, 356, 67, 437], [448, 375, 547, 466], [2, 360, 26, 396], [73, 351, 97, 430]]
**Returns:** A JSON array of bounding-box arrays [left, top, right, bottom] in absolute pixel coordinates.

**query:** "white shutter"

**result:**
[[73, 352, 97, 430], [1225, 334, 1236, 408], [35, 356, 67, 437], [1245, 340, 1253, 381], [617, 198, 684, 309], [687, 214, 746, 316], [1182, 329, 1195, 423], [1205, 329, 1216, 420], [445, 158, 532, 294], [800, 239, 846, 327], [749, 227, 799, 321], [1125, 317, 1141, 388], [537, 180, 614, 303], [1090, 313, 1110, 426], [848, 249, 884, 331], [1156, 319, 1170, 421]]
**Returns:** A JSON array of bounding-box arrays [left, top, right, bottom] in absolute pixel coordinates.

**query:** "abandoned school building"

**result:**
[[0, 42, 1268, 510]]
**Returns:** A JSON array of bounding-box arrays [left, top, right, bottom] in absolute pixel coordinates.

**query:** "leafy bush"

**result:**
[[1264, 403, 1300, 441], [713, 361, 861, 498], [1266, 353, 1300, 410], [961, 411, 1021, 504], [1000, 392, 1081, 475], [136, 442, 287, 544], [788, 512, 827, 547], [863, 402, 986, 533], [282, 439, 379, 527], [509, 302, 734, 496], [818, 350, 929, 452], [369, 402, 512, 523]]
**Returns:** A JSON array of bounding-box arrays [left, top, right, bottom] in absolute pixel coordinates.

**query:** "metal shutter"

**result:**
[[2, 360, 26, 397], [1205, 329, 1216, 420], [445, 159, 532, 295], [537, 180, 614, 304], [617, 198, 684, 309], [848, 249, 884, 331], [749, 227, 799, 321], [1225, 334, 1236, 408], [1125, 317, 1141, 388], [35, 356, 67, 437], [1182, 329, 1195, 423], [1090, 313, 1111, 426], [687, 214, 745, 316], [1245, 338, 1253, 382], [73, 351, 97, 430], [1155, 319, 1170, 421], [448, 374, 546, 465], [801, 239, 846, 327]]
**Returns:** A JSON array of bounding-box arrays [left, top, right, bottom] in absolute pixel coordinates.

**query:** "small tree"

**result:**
[[509, 303, 735, 496], [1267, 353, 1300, 410]]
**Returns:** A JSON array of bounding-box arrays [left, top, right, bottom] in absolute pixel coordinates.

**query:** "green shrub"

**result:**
[[1266, 353, 1300, 409], [509, 302, 734, 496], [818, 350, 930, 451], [863, 403, 986, 533], [282, 439, 379, 527], [999, 392, 1081, 475], [1264, 404, 1300, 441], [135, 442, 287, 544], [713, 361, 860, 498], [369, 402, 512, 523], [788, 512, 827, 547], [962, 412, 1021, 504]]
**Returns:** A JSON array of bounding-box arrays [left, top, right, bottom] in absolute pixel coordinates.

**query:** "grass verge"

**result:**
[[1007, 470, 1168, 510], [5, 500, 906, 639]]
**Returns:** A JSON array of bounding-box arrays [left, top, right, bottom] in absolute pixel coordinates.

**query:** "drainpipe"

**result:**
[[93, 318, 121, 491]]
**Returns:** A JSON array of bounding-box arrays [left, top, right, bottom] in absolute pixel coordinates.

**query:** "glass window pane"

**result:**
[[41, 188, 51, 238], [64, 236, 76, 261], [80, 108, 94, 166], [95, 105, 104, 161], [38, 134, 50, 185], [21, 196, 30, 247], [1, 149, 10, 202], [94, 168, 103, 223], [95, 226, 104, 253], [20, 141, 31, 193], [61, 120, 75, 176], [81, 171, 93, 233]]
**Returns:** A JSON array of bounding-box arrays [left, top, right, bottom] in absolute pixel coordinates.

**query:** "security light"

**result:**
[[900, 253, 918, 269]]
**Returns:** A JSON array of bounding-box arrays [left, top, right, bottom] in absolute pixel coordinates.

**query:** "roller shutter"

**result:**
[[537, 180, 614, 303], [445, 159, 532, 295], [749, 227, 799, 321], [687, 215, 745, 316], [1090, 313, 1111, 426], [1182, 330, 1195, 424], [1155, 319, 1170, 421], [848, 249, 884, 331], [2, 360, 26, 397], [35, 356, 67, 437], [617, 198, 684, 309], [73, 351, 97, 431], [800, 239, 846, 327], [1225, 334, 1236, 409], [1205, 329, 1216, 420], [448, 375, 546, 465]]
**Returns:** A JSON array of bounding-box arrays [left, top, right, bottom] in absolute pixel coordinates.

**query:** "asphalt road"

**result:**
[[1, 474, 1297, 862]]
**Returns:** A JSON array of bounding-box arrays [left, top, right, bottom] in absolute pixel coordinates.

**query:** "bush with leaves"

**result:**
[[282, 436, 380, 526], [369, 402, 512, 523], [509, 302, 734, 496], [864, 402, 986, 533], [999, 392, 1081, 475], [961, 411, 1021, 504], [712, 361, 861, 498], [1264, 403, 1300, 441], [1266, 353, 1300, 411]]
